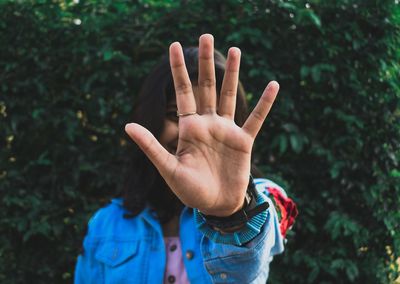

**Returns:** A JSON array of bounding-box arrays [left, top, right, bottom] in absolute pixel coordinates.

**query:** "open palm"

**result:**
[[125, 34, 279, 217]]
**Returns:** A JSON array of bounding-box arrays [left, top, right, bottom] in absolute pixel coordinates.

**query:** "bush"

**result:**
[[1, 0, 399, 283]]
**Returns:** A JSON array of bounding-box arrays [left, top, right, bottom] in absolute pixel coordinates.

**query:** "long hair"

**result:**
[[121, 47, 250, 223]]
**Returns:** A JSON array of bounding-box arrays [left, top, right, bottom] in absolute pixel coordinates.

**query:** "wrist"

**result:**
[[199, 175, 269, 230], [200, 197, 245, 217], [193, 179, 271, 246]]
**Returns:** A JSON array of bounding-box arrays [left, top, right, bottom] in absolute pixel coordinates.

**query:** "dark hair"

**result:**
[[121, 47, 250, 223]]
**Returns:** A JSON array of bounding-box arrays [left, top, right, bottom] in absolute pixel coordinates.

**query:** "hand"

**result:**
[[125, 34, 279, 217]]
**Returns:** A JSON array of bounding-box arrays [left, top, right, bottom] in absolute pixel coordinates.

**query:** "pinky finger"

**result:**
[[242, 81, 279, 138]]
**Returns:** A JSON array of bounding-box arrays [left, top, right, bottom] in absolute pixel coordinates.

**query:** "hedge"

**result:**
[[1, 0, 399, 283]]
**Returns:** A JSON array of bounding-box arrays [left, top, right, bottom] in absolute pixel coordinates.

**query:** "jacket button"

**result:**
[[220, 273, 227, 280], [185, 250, 194, 260], [167, 275, 176, 283]]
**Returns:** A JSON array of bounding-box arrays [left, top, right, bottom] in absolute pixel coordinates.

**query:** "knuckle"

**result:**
[[175, 83, 192, 95], [223, 89, 236, 97], [143, 137, 155, 154], [261, 93, 274, 105], [252, 111, 264, 122], [199, 78, 215, 88]]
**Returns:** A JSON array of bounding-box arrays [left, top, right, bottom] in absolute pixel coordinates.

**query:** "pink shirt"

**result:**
[[163, 237, 190, 284]]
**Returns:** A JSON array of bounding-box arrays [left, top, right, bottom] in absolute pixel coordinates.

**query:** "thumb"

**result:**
[[125, 123, 176, 177]]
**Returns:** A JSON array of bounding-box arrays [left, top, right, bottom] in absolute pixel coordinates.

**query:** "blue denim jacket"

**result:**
[[74, 179, 284, 283]]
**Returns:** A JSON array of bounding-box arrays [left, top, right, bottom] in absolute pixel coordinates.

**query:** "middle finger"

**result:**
[[198, 34, 217, 114]]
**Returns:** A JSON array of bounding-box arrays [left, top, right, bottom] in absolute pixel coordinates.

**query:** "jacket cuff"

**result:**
[[193, 190, 269, 246]]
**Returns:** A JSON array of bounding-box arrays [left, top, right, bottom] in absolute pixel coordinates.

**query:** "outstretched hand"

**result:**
[[125, 34, 279, 217]]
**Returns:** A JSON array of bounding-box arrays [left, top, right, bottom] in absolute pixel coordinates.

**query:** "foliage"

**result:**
[[0, 0, 399, 283]]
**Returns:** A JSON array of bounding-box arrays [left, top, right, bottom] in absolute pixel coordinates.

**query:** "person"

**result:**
[[74, 34, 297, 284]]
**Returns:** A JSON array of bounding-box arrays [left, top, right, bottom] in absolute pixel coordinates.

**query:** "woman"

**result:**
[[75, 34, 296, 283]]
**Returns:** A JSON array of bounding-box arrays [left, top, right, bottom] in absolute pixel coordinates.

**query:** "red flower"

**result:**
[[267, 187, 298, 238]]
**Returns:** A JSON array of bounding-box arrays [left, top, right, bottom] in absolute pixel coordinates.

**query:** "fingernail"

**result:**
[[229, 47, 241, 56], [125, 123, 133, 131], [200, 33, 213, 41]]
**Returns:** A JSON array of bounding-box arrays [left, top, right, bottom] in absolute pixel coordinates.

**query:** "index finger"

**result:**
[[169, 42, 197, 115]]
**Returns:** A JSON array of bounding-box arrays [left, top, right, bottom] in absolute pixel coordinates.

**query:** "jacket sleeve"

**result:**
[[74, 211, 104, 284], [197, 181, 285, 283], [74, 240, 103, 284]]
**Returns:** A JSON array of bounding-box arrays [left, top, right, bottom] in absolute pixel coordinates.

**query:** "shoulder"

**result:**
[[85, 198, 144, 242], [253, 178, 287, 197]]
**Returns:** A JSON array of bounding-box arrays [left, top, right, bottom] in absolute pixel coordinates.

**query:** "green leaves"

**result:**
[[324, 212, 363, 240], [330, 259, 359, 281], [300, 64, 336, 83]]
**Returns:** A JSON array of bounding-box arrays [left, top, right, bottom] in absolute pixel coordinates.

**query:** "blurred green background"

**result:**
[[1, 0, 399, 283]]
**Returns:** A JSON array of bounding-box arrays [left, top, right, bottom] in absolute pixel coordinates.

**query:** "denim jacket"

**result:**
[[74, 179, 284, 283]]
